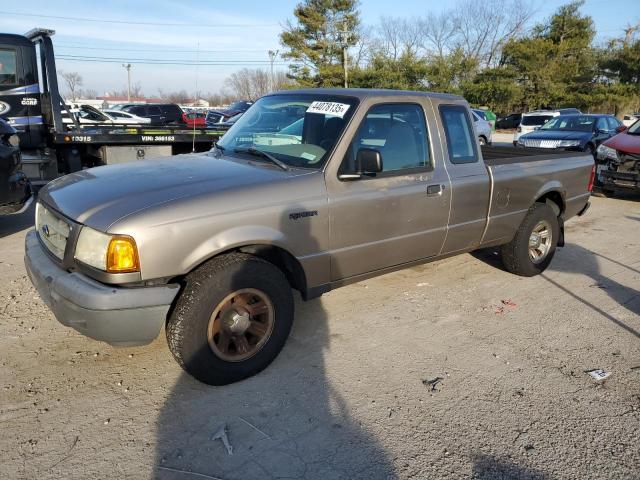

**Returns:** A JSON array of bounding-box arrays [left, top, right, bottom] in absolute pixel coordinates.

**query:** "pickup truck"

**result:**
[[24, 89, 594, 385]]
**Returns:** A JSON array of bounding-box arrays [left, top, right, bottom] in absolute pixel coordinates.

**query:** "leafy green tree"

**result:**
[[280, 0, 360, 87], [350, 51, 428, 90]]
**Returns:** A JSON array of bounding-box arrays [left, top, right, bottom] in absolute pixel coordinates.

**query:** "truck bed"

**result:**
[[481, 145, 589, 166]]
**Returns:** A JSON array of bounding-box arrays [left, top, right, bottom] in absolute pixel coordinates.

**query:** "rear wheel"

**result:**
[[166, 253, 294, 385], [500, 203, 559, 276], [479, 136, 487, 146]]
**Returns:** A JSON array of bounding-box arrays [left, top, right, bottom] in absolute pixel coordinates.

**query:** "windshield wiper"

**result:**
[[234, 147, 290, 171]]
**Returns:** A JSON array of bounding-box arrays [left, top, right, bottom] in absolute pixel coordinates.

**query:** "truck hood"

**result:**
[[521, 130, 591, 141], [603, 132, 640, 154], [39, 154, 312, 230]]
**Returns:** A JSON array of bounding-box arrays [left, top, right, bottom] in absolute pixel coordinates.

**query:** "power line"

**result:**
[[0, 10, 279, 27], [55, 44, 268, 53], [57, 54, 291, 64], [56, 56, 293, 66]]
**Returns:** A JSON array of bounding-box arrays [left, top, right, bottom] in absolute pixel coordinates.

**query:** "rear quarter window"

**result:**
[[439, 105, 478, 164]]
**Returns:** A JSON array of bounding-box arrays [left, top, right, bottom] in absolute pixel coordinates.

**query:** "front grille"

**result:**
[[521, 139, 561, 149], [35, 202, 70, 260]]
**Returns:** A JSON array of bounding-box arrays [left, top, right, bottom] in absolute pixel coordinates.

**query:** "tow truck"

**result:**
[[0, 28, 226, 188]]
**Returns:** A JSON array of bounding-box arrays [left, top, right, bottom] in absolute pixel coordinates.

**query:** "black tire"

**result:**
[[585, 143, 595, 158], [500, 203, 559, 277], [479, 136, 487, 146], [166, 253, 294, 385]]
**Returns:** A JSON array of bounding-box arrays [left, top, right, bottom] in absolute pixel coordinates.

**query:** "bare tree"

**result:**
[[60, 71, 83, 101], [225, 69, 254, 99], [452, 0, 535, 67], [419, 12, 458, 58], [225, 68, 292, 100], [130, 81, 144, 99]]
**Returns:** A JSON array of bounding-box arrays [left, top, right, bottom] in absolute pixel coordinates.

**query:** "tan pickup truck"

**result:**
[[25, 89, 594, 385]]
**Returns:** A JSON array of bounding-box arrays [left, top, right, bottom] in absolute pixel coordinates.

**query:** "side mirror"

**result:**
[[356, 148, 383, 174], [615, 125, 627, 133]]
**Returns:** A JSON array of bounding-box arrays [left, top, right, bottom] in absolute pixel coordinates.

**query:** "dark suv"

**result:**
[[120, 104, 184, 126]]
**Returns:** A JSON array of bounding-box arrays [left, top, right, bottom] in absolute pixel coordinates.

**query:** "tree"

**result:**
[[280, 0, 360, 87], [452, 0, 535, 68], [60, 71, 83, 101], [225, 68, 293, 100]]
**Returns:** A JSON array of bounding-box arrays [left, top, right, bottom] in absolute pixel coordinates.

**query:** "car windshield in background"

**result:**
[[627, 119, 640, 135], [540, 115, 595, 132], [521, 115, 553, 126], [217, 94, 358, 169]]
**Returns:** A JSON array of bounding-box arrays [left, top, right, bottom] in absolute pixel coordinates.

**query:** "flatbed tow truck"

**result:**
[[0, 28, 226, 188]]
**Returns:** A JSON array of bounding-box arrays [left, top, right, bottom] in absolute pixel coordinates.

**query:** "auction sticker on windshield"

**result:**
[[306, 101, 350, 118]]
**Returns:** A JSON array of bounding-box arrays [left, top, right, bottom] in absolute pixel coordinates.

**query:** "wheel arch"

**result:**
[[180, 241, 309, 299]]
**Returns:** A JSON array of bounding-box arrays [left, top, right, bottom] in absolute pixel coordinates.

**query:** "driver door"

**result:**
[[326, 102, 450, 281]]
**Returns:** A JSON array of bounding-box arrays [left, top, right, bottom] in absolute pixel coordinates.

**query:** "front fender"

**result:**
[[181, 224, 289, 274]]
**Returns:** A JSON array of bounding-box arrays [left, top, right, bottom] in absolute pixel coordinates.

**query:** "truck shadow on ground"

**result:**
[[472, 454, 549, 480], [153, 205, 394, 480], [472, 243, 639, 338], [0, 201, 34, 239]]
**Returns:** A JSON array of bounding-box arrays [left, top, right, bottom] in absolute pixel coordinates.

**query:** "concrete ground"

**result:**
[[0, 195, 639, 480]]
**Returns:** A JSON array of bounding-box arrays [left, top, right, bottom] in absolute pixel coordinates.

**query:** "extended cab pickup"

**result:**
[[25, 89, 594, 385]]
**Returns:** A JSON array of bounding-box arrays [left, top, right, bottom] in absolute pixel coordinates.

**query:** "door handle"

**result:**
[[427, 184, 444, 196]]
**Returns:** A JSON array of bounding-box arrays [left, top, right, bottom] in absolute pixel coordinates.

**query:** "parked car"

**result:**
[[103, 109, 152, 125], [473, 108, 496, 130], [206, 100, 253, 126], [496, 113, 521, 130], [517, 114, 625, 156], [25, 89, 593, 385], [182, 111, 207, 128], [513, 109, 581, 146], [622, 114, 640, 128], [0, 117, 31, 215], [595, 120, 639, 197], [119, 103, 184, 126], [61, 105, 112, 125], [471, 110, 493, 145]]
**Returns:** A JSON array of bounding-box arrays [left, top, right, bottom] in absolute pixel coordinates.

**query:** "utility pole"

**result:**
[[336, 18, 349, 88], [268, 50, 279, 92], [122, 63, 132, 101]]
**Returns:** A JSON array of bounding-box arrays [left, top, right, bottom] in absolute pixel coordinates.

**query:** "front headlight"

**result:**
[[596, 144, 617, 161], [557, 140, 580, 147], [75, 226, 140, 273]]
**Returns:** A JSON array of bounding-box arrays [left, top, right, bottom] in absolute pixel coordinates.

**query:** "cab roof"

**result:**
[[0, 33, 33, 47]]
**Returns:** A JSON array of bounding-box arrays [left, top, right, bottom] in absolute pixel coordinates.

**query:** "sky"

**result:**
[[0, 0, 638, 97]]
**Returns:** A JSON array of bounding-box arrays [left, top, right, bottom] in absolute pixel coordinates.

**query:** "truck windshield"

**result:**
[[521, 115, 553, 126], [217, 94, 358, 169], [540, 115, 595, 132]]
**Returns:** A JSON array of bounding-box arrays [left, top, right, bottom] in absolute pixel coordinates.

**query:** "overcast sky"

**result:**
[[0, 0, 637, 97]]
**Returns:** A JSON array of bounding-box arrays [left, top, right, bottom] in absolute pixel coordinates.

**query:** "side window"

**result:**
[[344, 103, 430, 174], [596, 117, 608, 131], [439, 105, 478, 164], [149, 106, 162, 116], [130, 106, 146, 116], [606, 117, 619, 130], [0, 49, 18, 85]]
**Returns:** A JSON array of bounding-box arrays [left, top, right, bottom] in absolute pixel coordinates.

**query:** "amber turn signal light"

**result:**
[[106, 236, 140, 273]]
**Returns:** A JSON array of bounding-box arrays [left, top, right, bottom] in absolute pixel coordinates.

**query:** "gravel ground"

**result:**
[[1, 195, 639, 480]]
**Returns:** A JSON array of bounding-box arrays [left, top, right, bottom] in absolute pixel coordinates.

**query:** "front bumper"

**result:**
[[601, 170, 639, 192], [24, 231, 179, 347]]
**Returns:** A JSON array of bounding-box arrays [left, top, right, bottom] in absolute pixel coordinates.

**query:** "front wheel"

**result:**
[[166, 253, 294, 385], [500, 203, 559, 276], [479, 136, 487, 146]]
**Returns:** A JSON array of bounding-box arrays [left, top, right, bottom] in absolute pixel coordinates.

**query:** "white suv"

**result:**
[[513, 108, 581, 146]]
